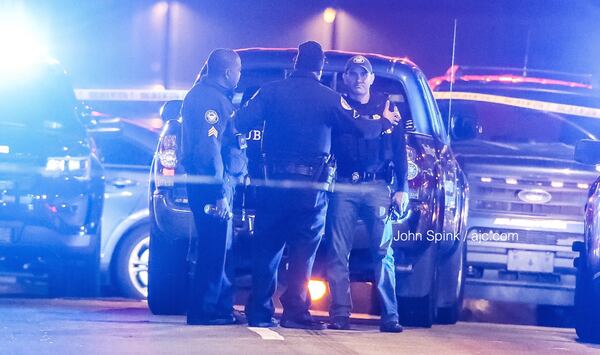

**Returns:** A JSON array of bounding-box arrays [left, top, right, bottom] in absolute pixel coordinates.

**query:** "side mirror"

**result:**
[[451, 115, 479, 140], [575, 139, 600, 165], [160, 100, 183, 122]]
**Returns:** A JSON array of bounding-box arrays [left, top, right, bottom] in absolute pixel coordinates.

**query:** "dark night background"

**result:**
[[18, 0, 600, 89]]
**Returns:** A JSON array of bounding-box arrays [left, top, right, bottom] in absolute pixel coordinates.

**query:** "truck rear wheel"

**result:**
[[398, 268, 437, 328], [147, 225, 188, 315], [575, 264, 600, 343], [398, 292, 436, 328]]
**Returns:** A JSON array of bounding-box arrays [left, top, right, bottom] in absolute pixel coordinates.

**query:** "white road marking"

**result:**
[[247, 327, 284, 341]]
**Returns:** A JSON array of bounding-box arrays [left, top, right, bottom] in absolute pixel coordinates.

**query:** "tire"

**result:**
[[575, 264, 600, 343], [436, 242, 466, 325], [49, 240, 101, 298], [398, 293, 436, 328], [147, 224, 188, 315], [113, 225, 150, 299], [398, 267, 437, 328], [436, 289, 463, 324]]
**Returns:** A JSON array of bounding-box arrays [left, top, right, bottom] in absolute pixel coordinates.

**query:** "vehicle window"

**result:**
[[437, 99, 600, 146], [0, 68, 83, 133], [93, 135, 153, 166], [419, 73, 448, 143], [233, 69, 286, 107]]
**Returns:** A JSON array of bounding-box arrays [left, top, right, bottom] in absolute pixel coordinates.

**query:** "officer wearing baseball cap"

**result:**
[[235, 41, 401, 329], [325, 55, 408, 333]]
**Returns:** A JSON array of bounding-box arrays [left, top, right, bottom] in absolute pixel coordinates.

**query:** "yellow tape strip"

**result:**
[[433, 91, 600, 119], [74, 89, 187, 101]]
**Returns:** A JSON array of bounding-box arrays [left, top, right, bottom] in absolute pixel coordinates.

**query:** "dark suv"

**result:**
[[573, 139, 600, 343], [149, 49, 468, 326], [0, 59, 104, 296], [431, 66, 600, 307]]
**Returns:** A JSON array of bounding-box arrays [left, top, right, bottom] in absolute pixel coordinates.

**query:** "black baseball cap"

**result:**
[[345, 55, 373, 73]]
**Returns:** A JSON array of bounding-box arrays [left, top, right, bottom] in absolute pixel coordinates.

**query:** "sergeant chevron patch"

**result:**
[[208, 126, 219, 138]]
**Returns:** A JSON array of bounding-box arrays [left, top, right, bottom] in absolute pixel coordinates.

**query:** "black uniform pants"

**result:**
[[325, 179, 399, 322], [186, 182, 235, 319], [246, 177, 328, 322]]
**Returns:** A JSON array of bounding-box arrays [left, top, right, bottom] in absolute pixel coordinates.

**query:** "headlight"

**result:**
[[44, 156, 90, 180]]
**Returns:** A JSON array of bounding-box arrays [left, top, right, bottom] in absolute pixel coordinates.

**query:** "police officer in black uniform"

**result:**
[[235, 41, 401, 329], [326, 55, 408, 333], [181, 49, 247, 325]]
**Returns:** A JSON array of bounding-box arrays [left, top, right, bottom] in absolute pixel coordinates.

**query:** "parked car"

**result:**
[[0, 58, 104, 296], [149, 49, 469, 326], [573, 139, 600, 343], [88, 116, 159, 299], [430, 66, 600, 307]]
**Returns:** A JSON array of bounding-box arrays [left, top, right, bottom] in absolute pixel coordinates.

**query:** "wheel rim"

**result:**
[[128, 235, 150, 298]]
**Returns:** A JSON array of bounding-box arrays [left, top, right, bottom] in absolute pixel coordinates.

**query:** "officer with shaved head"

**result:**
[[235, 41, 401, 330], [181, 48, 247, 325]]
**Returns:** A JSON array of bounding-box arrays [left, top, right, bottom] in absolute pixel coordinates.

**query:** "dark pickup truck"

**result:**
[[148, 49, 468, 327]]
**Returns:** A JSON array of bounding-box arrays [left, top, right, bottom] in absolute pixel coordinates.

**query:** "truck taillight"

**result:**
[[159, 149, 177, 169], [155, 134, 178, 188], [406, 146, 433, 202], [158, 134, 178, 170], [406, 147, 420, 181]]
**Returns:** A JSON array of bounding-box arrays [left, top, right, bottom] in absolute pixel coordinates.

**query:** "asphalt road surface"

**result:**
[[1, 298, 599, 354]]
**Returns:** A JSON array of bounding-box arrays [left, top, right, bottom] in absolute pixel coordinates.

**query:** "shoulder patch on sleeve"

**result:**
[[340, 96, 353, 111], [205, 110, 219, 124]]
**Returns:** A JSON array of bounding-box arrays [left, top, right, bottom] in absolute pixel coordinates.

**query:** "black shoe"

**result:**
[[232, 310, 248, 325], [248, 317, 279, 328], [327, 316, 351, 330], [187, 314, 237, 326], [380, 321, 403, 333], [280, 317, 326, 330]]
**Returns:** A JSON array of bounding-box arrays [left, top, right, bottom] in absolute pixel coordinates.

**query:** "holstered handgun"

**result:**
[[385, 161, 396, 186], [313, 154, 336, 192]]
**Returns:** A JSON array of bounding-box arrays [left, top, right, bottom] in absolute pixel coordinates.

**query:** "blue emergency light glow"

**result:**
[[0, 12, 48, 75]]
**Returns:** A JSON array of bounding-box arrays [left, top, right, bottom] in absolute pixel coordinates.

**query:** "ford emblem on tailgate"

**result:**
[[517, 189, 552, 204]]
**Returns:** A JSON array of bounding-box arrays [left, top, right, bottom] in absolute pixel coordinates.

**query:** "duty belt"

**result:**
[[269, 163, 315, 177], [339, 171, 387, 183]]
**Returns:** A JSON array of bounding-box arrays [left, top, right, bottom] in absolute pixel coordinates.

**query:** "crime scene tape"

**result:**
[[433, 91, 600, 119], [75, 89, 187, 101]]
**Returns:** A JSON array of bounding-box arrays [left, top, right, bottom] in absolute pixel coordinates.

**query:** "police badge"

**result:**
[[352, 56, 366, 64]]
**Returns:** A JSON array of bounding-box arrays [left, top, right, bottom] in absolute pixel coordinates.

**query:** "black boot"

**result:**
[[327, 316, 351, 330]]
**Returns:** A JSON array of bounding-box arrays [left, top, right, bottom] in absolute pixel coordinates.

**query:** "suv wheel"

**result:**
[[113, 225, 150, 299], [49, 230, 101, 297]]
